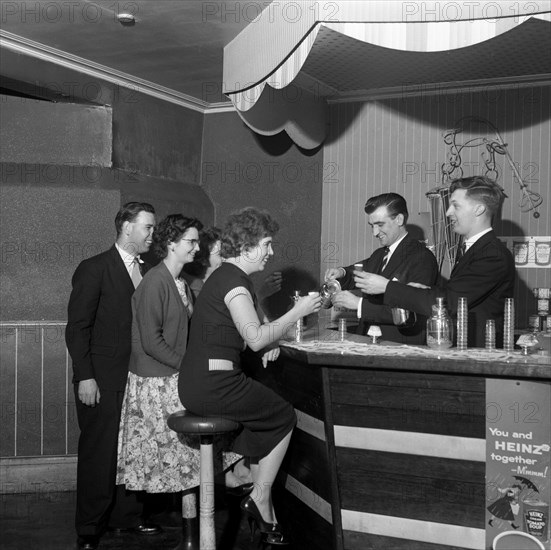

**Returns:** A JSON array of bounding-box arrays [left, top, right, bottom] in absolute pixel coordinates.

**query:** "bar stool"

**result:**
[[167, 410, 241, 550]]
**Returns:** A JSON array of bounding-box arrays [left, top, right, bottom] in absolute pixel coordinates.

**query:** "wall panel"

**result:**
[[0, 323, 74, 459]]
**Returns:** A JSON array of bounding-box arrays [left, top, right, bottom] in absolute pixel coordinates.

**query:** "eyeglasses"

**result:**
[[181, 239, 200, 246]]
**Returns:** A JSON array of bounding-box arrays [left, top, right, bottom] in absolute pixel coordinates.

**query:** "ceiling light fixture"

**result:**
[[117, 13, 135, 26]]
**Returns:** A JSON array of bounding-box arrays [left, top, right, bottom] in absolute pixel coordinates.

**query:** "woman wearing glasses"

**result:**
[[116, 214, 242, 546]]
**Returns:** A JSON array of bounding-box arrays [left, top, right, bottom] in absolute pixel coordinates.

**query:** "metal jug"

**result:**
[[391, 307, 416, 327], [320, 280, 341, 308]]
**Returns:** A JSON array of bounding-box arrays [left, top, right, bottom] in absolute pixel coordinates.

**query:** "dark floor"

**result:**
[[0, 488, 294, 550]]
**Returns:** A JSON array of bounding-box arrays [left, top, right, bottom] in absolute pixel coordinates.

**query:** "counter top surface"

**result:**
[[280, 329, 551, 379]]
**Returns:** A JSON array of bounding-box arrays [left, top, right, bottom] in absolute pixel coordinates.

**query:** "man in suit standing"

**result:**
[[325, 193, 439, 344], [66, 202, 159, 550], [357, 176, 515, 348]]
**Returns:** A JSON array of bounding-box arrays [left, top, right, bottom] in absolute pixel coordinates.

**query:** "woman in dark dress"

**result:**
[[179, 207, 321, 546]]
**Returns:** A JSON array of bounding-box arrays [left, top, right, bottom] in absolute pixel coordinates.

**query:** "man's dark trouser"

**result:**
[[74, 387, 142, 537]]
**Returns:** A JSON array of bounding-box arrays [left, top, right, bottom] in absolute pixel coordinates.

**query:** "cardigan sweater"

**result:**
[[128, 261, 190, 377]]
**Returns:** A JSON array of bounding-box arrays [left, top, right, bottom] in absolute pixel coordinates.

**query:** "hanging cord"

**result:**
[[427, 116, 543, 275], [441, 116, 542, 218]]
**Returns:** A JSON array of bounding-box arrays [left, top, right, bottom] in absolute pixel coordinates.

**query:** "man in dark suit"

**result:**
[[356, 176, 515, 348], [66, 202, 159, 550], [325, 193, 439, 344]]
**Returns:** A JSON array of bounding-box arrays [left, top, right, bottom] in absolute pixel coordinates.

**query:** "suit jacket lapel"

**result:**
[[382, 235, 410, 278], [364, 247, 385, 274], [451, 230, 495, 276], [109, 245, 135, 294]]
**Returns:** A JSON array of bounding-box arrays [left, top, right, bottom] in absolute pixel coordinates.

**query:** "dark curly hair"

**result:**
[[183, 226, 221, 278], [152, 214, 203, 259], [221, 207, 279, 258]]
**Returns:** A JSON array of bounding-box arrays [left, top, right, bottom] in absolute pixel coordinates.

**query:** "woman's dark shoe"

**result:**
[[226, 482, 254, 497], [108, 522, 161, 535], [240, 496, 289, 546]]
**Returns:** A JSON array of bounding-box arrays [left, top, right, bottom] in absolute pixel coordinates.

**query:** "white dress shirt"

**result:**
[[356, 233, 408, 317], [463, 227, 492, 251], [115, 243, 143, 277]]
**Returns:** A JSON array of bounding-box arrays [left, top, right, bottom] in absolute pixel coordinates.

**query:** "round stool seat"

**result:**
[[167, 410, 241, 549], [168, 410, 240, 436]]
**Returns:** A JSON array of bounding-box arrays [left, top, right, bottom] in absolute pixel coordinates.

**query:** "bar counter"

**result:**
[[253, 329, 551, 550]]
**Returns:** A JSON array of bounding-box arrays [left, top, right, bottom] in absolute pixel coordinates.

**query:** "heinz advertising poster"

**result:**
[[486, 380, 551, 550]]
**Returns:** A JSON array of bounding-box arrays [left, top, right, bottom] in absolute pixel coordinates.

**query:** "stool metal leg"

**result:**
[[199, 435, 216, 550]]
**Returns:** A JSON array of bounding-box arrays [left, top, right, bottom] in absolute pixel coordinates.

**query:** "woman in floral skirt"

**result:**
[[116, 214, 242, 546]]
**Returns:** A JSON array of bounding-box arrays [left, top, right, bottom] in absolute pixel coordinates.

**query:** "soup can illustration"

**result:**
[[523, 497, 549, 541], [533, 288, 551, 299], [513, 241, 529, 265], [535, 241, 551, 266]]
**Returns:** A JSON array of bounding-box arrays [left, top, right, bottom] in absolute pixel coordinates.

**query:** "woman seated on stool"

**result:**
[[179, 207, 321, 546], [116, 214, 242, 547], [182, 225, 254, 486]]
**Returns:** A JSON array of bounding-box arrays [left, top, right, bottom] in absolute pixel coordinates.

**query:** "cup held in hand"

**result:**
[[391, 307, 416, 327]]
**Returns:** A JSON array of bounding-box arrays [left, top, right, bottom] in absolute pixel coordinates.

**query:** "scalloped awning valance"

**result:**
[[223, 1, 551, 148]]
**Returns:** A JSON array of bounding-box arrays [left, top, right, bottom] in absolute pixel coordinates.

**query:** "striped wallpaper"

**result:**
[[322, 85, 551, 327]]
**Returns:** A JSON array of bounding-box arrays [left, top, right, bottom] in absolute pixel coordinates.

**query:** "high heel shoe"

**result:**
[[226, 482, 254, 497], [240, 496, 290, 546]]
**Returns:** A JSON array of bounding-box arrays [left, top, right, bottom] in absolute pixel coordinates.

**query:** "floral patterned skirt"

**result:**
[[117, 372, 241, 493]]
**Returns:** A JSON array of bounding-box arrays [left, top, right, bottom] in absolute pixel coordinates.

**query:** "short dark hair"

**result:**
[[221, 207, 279, 258], [115, 202, 155, 236], [183, 226, 222, 278], [449, 176, 507, 219], [152, 214, 203, 259], [364, 193, 408, 224]]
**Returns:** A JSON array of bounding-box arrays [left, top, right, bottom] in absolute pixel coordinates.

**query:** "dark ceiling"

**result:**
[[1, 2, 549, 111], [0, 1, 253, 106]]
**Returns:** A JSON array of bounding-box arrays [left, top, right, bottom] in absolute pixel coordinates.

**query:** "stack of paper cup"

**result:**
[[295, 318, 303, 343], [292, 290, 303, 343], [503, 298, 515, 353], [456, 297, 468, 351], [338, 318, 347, 341], [485, 320, 496, 351]]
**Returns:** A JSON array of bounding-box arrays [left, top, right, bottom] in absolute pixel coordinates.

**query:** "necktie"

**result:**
[[131, 259, 142, 288], [455, 242, 466, 265], [380, 247, 390, 273]]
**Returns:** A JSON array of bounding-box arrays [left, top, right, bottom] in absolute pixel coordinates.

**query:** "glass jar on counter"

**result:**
[[426, 297, 453, 351]]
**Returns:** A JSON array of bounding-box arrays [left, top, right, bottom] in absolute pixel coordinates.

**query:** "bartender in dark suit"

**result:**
[[357, 176, 515, 348], [326, 193, 439, 344], [66, 202, 160, 550]]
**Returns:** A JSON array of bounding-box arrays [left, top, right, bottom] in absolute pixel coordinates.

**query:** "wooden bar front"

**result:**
[[251, 332, 551, 550]]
